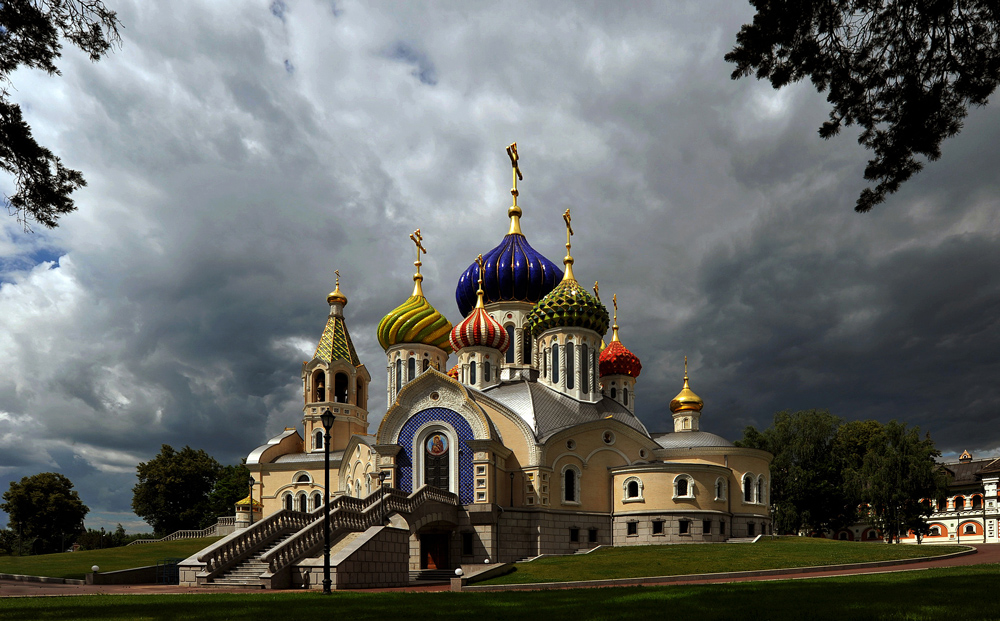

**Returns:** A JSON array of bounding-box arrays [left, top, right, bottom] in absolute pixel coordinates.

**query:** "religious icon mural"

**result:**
[[427, 434, 448, 456]]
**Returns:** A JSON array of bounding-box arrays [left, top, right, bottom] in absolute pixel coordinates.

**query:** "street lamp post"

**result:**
[[249, 476, 256, 525], [320, 409, 335, 595], [379, 470, 389, 525]]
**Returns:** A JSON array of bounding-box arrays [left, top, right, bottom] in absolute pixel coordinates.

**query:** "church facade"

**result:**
[[189, 147, 772, 587]]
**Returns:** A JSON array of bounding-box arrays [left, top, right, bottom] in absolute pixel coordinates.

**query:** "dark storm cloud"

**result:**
[[0, 0, 997, 531]]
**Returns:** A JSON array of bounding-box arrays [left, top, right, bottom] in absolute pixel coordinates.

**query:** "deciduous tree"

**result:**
[[0, 472, 88, 554], [727, 1, 1000, 212], [131, 445, 222, 536]]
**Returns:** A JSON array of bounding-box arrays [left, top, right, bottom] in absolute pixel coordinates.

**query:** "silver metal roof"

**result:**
[[653, 431, 734, 449], [478, 380, 650, 441]]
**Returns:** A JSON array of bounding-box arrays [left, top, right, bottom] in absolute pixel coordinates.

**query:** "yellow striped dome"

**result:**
[[377, 294, 453, 353]]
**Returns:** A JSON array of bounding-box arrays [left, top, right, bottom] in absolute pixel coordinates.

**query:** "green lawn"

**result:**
[[0, 538, 220, 580], [1, 564, 999, 620], [478, 537, 967, 584]]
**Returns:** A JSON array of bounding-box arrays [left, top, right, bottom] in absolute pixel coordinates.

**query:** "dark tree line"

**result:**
[[736, 410, 950, 542]]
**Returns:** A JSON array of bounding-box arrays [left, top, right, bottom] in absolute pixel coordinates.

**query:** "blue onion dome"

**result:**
[[455, 214, 563, 317], [524, 210, 609, 338]]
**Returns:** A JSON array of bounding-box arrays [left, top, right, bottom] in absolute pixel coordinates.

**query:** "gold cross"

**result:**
[[410, 228, 426, 264], [593, 281, 600, 301], [334, 269, 340, 287], [563, 209, 573, 237], [612, 293, 618, 322], [476, 253, 485, 288], [507, 142, 523, 195]]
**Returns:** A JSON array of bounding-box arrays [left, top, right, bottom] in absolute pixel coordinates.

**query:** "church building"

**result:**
[[181, 145, 773, 589]]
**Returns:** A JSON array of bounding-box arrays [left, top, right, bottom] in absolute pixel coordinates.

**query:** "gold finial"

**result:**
[[593, 281, 600, 301], [562, 208, 575, 281], [409, 228, 427, 297], [611, 294, 620, 342], [475, 253, 486, 309], [506, 143, 524, 235], [327, 269, 348, 305], [670, 355, 704, 414]]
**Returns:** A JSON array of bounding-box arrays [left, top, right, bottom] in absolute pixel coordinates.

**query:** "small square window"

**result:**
[[476, 465, 486, 475], [475, 492, 486, 502], [703, 520, 712, 535], [588, 528, 598, 543], [627, 522, 638, 536], [570, 528, 580, 542], [679, 520, 690, 535], [652, 520, 664, 535]]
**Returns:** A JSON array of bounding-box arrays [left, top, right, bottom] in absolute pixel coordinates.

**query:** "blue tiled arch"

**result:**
[[396, 407, 475, 504]]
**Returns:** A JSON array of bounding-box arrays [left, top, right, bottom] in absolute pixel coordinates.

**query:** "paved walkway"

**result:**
[[3, 544, 998, 597]]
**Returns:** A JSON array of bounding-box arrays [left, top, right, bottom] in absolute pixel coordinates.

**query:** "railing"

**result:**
[[128, 517, 236, 545], [261, 485, 459, 579], [195, 509, 312, 580]]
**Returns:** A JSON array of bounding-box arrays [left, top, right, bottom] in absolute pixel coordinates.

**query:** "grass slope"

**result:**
[[479, 537, 966, 584], [0, 538, 220, 580], [1, 564, 999, 620]]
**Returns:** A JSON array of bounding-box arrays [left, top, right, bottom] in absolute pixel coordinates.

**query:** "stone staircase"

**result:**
[[206, 533, 295, 588], [410, 569, 454, 582]]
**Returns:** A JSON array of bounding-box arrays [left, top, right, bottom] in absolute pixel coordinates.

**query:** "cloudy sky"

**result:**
[[1, 1, 998, 532]]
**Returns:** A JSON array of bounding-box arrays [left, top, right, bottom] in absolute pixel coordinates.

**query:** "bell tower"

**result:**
[[301, 272, 371, 453]]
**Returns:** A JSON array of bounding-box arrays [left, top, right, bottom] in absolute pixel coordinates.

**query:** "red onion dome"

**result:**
[[599, 325, 641, 378], [450, 305, 509, 353], [447, 364, 460, 380]]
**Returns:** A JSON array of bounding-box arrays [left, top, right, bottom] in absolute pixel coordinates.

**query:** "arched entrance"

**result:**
[[418, 522, 454, 570]]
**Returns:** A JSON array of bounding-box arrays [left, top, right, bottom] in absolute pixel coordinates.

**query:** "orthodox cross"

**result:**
[[334, 269, 340, 288], [684, 355, 689, 380], [410, 229, 427, 295], [562, 208, 575, 279], [593, 281, 600, 301], [476, 253, 485, 294], [507, 142, 523, 204], [612, 293, 618, 323]]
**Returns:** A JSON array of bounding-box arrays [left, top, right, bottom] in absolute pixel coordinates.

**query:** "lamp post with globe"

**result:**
[[320, 409, 335, 594]]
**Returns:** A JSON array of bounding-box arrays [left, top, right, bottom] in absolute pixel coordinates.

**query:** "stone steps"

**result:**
[[410, 569, 454, 582], [210, 533, 295, 586]]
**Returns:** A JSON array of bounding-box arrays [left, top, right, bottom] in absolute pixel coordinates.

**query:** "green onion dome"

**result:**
[[525, 277, 609, 338], [377, 293, 453, 353]]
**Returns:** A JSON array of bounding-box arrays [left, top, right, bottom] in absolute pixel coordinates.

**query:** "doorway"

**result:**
[[420, 533, 450, 569]]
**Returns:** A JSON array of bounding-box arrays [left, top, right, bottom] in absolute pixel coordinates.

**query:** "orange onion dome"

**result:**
[[447, 364, 460, 380], [599, 338, 642, 378]]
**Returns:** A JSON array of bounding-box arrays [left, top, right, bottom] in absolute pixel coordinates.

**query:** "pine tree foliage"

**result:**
[[0, 0, 121, 230], [727, 1, 1000, 212]]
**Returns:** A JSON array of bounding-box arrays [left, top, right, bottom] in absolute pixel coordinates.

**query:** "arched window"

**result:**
[[283, 494, 293, 511], [296, 474, 310, 483], [552, 344, 560, 383], [356, 379, 364, 406], [937, 498, 946, 512], [973, 495, 983, 509], [505, 326, 516, 363], [756, 476, 765, 505], [523, 332, 531, 364], [965, 523, 976, 534], [562, 466, 581, 504], [611, 386, 617, 399], [423, 358, 430, 372], [838, 532, 848, 540], [674, 474, 693, 498], [355, 479, 362, 498], [298, 494, 307, 512], [743, 475, 754, 503], [395, 359, 402, 393], [334, 372, 348, 403], [484, 360, 491, 382], [581, 344, 589, 393], [542, 347, 547, 377], [566, 342, 575, 389], [470, 360, 477, 384], [313, 493, 323, 511], [623, 387, 629, 406], [623, 476, 644, 502], [930, 526, 941, 536], [407, 357, 415, 381], [313, 371, 325, 402], [955, 496, 965, 510], [715, 477, 727, 501], [315, 430, 323, 450]]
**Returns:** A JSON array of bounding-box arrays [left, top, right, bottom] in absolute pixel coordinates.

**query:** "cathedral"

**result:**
[[180, 145, 773, 589]]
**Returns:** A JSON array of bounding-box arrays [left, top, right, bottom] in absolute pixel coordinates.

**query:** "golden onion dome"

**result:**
[[376, 229, 453, 353], [669, 358, 704, 413], [327, 270, 348, 306]]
